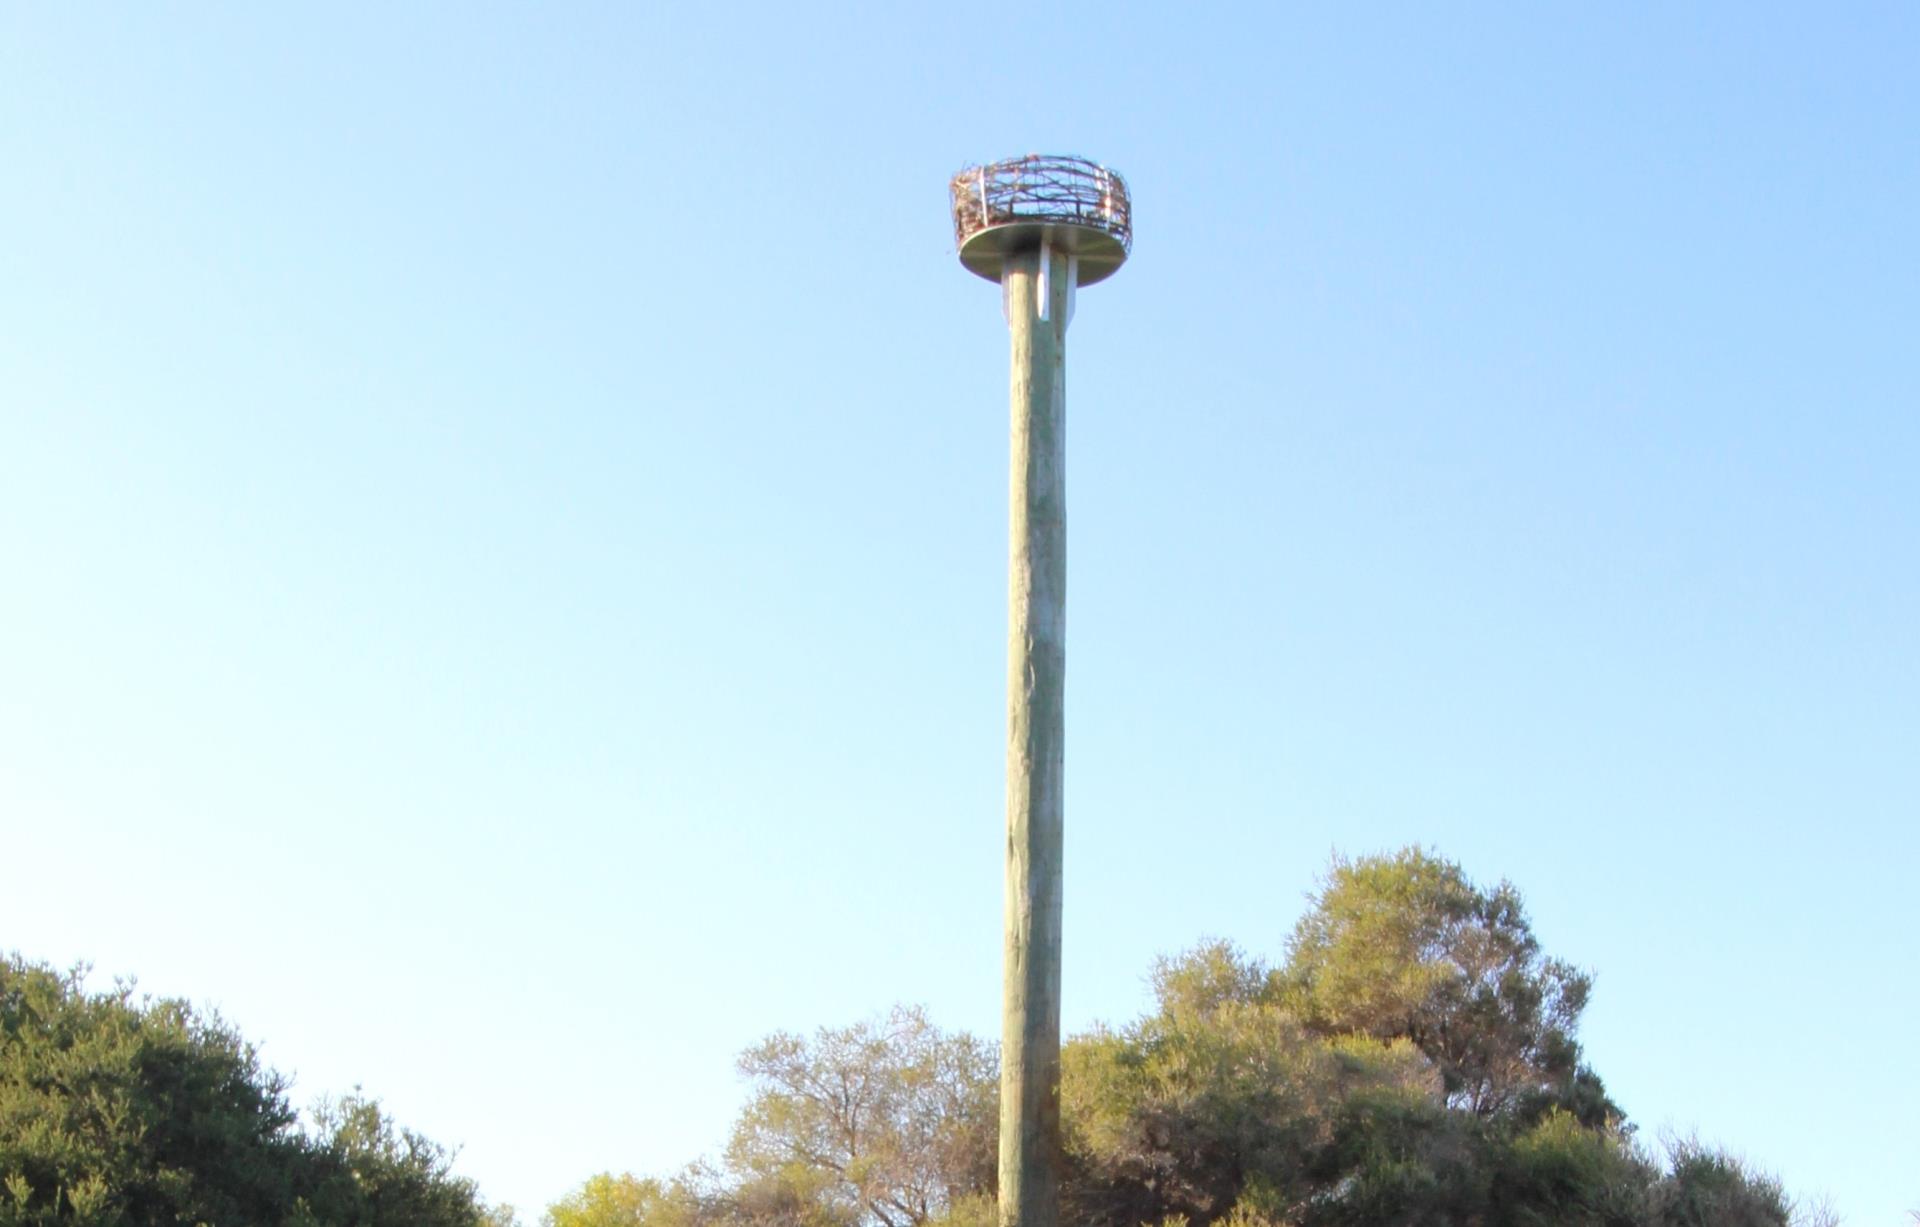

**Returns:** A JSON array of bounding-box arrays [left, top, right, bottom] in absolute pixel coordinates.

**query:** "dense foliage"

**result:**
[[545, 848, 1803, 1227], [3, 847, 1815, 1226], [0, 955, 496, 1227]]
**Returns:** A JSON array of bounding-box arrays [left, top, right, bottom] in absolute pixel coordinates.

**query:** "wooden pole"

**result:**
[[999, 243, 1069, 1227]]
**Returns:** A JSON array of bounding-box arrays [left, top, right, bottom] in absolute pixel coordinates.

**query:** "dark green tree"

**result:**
[[0, 952, 499, 1227], [0, 956, 298, 1225], [295, 1091, 488, 1227]]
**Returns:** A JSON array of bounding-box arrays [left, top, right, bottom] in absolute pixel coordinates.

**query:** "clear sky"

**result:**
[[2, 4, 1915, 1223]]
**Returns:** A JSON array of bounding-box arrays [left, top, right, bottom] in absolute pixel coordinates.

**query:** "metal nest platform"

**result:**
[[950, 154, 1132, 286]]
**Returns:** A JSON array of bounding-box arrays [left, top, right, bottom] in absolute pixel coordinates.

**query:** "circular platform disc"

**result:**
[[958, 221, 1129, 286]]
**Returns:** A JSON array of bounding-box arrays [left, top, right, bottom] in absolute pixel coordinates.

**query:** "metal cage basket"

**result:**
[[949, 154, 1132, 285]]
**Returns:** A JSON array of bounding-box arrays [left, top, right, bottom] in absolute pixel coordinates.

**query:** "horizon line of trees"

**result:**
[[4, 846, 1879, 1227], [541, 848, 1839, 1227]]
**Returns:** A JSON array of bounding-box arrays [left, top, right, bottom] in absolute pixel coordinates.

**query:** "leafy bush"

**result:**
[[0, 953, 494, 1227]]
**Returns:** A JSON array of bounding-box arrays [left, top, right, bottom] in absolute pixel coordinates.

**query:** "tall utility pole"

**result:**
[[948, 154, 1132, 1227]]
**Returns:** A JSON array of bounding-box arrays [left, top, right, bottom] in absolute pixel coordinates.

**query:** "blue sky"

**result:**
[[2, 3, 1915, 1222]]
